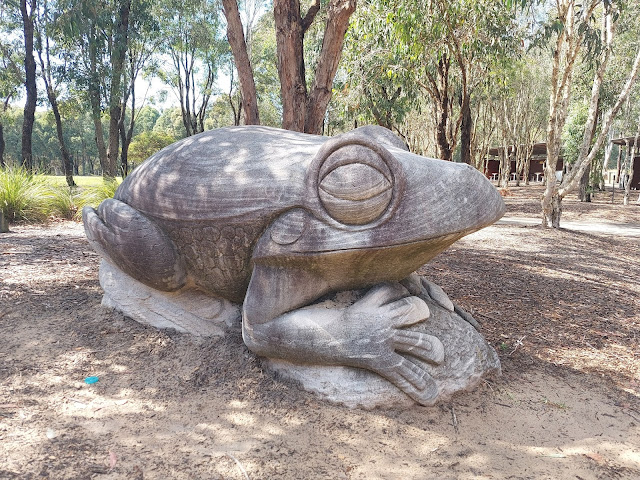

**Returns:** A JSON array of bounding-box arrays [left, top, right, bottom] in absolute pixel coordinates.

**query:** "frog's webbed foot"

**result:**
[[343, 284, 444, 404], [243, 270, 445, 405], [83, 199, 186, 291], [401, 273, 481, 330]]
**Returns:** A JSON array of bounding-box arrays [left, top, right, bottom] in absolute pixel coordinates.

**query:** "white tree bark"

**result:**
[[542, 0, 640, 227]]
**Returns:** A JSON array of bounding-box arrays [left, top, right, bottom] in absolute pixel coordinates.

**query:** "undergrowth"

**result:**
[[0, 167, 119, 223], [0, 167, 51, 222]]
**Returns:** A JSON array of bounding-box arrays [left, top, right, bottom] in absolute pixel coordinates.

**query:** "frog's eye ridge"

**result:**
[[306, 135, 405, 229]]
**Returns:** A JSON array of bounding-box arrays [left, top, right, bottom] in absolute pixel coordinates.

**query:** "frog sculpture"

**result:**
[[83, 125, 505, 407]]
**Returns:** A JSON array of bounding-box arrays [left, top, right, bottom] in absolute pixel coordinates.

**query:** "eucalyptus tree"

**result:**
[[56, 0, 135, 177], [118, 0, 158, 176], [155, 0, 225, 137], [57, 0, 109, 175], [35, 0, 75, 186], [339, 0, 417, 134], [493, 56, 549, 187], [16, 0, 38, 171], [0, 32, 23, 167], [223, 0, 356, 134], [539, 0, 640, 227], [382, 0, 520, 163], [221, 0, 260, 124], [106, 0, 132, 177]]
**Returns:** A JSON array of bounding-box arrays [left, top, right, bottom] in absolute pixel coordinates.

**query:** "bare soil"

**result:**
[[1, 185, 639, 480]]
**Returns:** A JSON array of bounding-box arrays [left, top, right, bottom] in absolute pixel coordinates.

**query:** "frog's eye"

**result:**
[[306, 136, 405, 229], [318, 146, 393, 225]]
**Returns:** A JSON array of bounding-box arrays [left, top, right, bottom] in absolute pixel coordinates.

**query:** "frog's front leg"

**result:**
[[242, 265, 444, 405]]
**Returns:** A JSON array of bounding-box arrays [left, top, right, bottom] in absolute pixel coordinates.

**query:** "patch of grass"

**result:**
[[0, 167, 51, 223], [76, 178, 120, 215], [44, 185, 83, 220], [0, 170, 122, 224]]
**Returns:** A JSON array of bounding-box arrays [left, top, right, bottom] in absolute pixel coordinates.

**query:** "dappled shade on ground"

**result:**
[[0, 186, 638, 479]]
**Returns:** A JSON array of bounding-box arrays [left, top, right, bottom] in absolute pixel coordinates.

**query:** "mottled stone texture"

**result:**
[[100, 260, 240, 337], [84, 125, 505, 407]]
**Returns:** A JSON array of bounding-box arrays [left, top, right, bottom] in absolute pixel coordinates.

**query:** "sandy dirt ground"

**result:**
[[1, 186, 639, 479]]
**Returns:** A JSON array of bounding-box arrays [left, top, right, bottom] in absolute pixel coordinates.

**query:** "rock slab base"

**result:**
[[100, 262, 500, 408]]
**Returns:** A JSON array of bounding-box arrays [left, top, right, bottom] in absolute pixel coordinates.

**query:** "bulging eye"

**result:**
[[306, 136, 404, 229], [319, 163, 392, 225]]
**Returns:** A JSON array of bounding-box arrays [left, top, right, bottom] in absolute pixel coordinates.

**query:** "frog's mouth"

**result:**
[[253, 230, 470, 292]]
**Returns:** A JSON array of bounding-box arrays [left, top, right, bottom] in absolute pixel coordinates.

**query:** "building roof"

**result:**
[[612, 136, 640, 146], [487, 142, 551, 158]]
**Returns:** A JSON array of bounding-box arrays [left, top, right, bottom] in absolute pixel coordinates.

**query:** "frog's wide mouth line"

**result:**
[[255, 229, 472, 263], [289, 208, 504, 256]]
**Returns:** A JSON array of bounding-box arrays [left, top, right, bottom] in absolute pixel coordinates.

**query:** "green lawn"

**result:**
[[42, 175, 122, 187]]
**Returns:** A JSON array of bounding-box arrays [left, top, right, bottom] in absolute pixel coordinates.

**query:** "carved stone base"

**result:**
[[99, 262, 500, 408], [264, 291, 501, 408], [99, 260, 241, 337]]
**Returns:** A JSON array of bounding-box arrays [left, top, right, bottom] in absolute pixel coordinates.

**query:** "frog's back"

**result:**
[[114, 126, 325, 302], [115, 126, 324, 222]]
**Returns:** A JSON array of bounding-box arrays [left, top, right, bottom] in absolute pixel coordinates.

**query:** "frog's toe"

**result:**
[[383, 355, 439, 405], [394, 330, 445, 365], [83, 199, 186, 291]]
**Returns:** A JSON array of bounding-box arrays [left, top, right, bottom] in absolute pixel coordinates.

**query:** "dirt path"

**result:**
[[1, 187, 639, 479], [497, 217, 640, 236]]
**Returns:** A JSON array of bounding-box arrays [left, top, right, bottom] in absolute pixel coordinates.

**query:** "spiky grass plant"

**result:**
[[44, 185, 84, 220], [0, 166, 51, 223]]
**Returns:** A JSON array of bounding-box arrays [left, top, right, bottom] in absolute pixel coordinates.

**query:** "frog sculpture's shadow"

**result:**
[[85, 125, 504, 408]]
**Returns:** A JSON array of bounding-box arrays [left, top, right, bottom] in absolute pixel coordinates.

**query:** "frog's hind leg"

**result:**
[[82, 199, 187, 291]]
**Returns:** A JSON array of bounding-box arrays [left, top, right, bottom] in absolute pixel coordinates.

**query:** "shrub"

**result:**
[[44, 185, 83, 220], [0, 168, 121, 223], [0, 167, 50, 223]]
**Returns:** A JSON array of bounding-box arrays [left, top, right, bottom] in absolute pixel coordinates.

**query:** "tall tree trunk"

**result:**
[[107, 0, 131, 177], [36, 9, 76, 187], [0, 122, 5, 167], [274, 0, 307, 132], [47, 91, 75, 186], [542, 184, 562, 227], [498, 147, 510, 188], [543, 2, 640, 226], [118, 54, 133, 177], [20, 0, 37, 172], [623, 155, 633, 205], [578, 167, 591, 202], [304, 0, 356, 134], [222, 0, 260, 125], [88, 24, 110, 177], [119, 74, 136, 177], [459, 91, 472, 164], [434, 56, 453, 161], [273, 0, 354, 134], [578, 97, 600, 202]]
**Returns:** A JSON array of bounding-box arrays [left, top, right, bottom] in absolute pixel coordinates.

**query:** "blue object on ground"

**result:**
[[84, 376, 99, 384]]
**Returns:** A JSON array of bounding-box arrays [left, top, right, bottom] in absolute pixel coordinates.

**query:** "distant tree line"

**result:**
[[1, 0, 639, 226]]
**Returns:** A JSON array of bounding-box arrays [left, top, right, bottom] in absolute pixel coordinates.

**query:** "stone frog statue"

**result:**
[[83, 125, 505, 407]]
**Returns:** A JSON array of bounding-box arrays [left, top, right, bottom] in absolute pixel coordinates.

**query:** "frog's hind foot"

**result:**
[[82, 199, 187, 291]]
